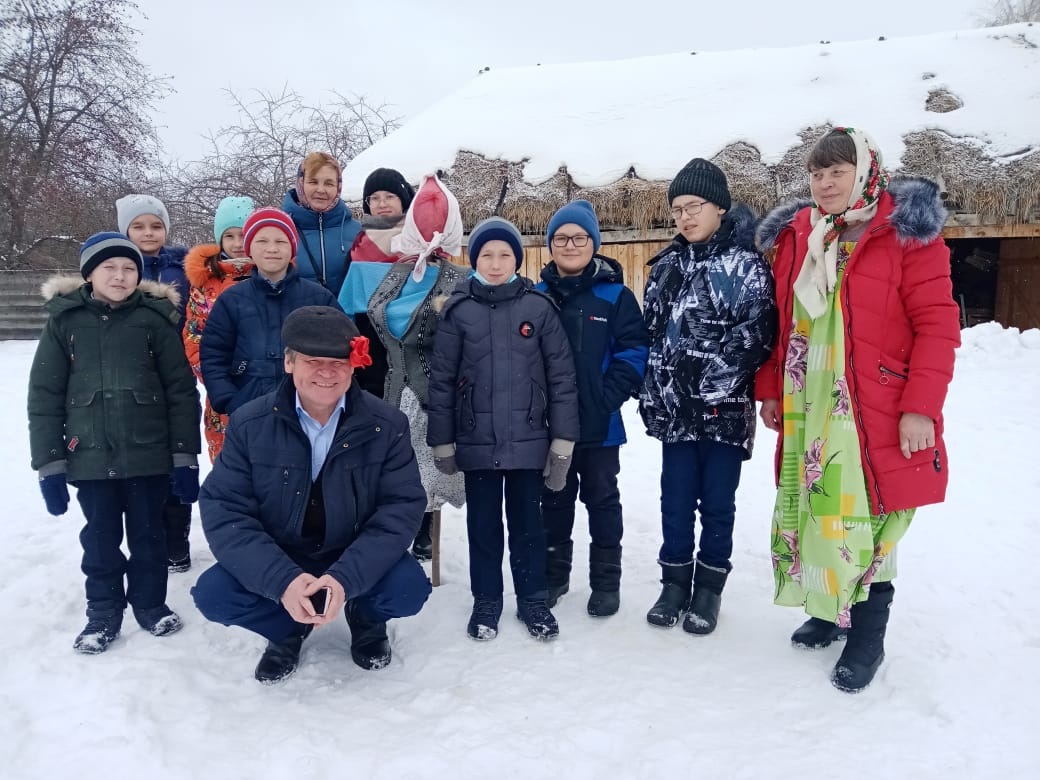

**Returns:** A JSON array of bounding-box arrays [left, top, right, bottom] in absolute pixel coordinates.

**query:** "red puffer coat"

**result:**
[[754, 178, 961, 514]]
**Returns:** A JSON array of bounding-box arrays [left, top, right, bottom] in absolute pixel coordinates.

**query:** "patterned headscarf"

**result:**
[[793, 127, 889, 319]]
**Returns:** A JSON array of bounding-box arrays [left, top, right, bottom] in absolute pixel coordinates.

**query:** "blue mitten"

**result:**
[[40, 474, 70, 516], [171, 464, 200, 504]]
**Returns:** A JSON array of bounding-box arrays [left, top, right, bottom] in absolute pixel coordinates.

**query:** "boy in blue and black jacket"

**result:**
[[535, 200, 649, 618]]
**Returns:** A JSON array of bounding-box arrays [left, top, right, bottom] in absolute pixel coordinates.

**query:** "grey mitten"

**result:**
[[432, 444, 458, 476], [543, 439, 575, 492]]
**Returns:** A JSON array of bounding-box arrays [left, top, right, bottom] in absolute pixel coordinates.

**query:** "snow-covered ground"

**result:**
[[2, 323, 1038, 779]]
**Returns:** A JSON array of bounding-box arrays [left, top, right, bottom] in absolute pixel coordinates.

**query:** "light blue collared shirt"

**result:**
[[295, 393, 346, 481]]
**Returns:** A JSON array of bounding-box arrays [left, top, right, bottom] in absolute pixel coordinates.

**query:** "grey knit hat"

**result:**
[[79, 232, 144, 280], [667, 158, 731, 211]]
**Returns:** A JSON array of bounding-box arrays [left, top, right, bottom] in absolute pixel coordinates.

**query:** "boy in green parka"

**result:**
[[28, 232, 202, 654]]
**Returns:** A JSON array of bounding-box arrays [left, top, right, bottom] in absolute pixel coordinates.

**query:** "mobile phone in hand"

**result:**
[[308, 586, 332, 617]]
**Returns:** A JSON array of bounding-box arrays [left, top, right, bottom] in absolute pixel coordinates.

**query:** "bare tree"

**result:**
[[0, 0, 167, 266], [161, 86, 400, 245], [976, 0, 1040, 24]]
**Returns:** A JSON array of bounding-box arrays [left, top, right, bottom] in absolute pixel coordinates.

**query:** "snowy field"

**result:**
[[2, 323, 1038, 779]]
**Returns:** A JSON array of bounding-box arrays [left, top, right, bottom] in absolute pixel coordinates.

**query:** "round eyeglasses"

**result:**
[[669, 201, 709, 219]]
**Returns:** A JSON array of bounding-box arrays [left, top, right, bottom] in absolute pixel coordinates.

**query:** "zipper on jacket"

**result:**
[[842, 243, 885, 514], [879, 365, 908, 384], [318, 212, 327, 285]]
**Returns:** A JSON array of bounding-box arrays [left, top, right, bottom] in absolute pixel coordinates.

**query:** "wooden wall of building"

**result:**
[[995, 238, 1040, 331]]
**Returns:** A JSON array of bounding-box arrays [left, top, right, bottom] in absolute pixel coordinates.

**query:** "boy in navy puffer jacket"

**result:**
[[427, 217, 579, 642], [536, 201, 649, 618]]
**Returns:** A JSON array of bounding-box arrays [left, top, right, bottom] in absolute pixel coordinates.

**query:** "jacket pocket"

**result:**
[[456, 384, 476, 434], [65, 387, 100, 451], [528, 382, 548, 431], [132, 389, 169, 444]]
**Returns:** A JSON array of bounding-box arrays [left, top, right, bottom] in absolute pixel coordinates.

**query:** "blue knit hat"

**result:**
[[467, 217, 524, 269], [213, 196, 255, 244], [546, 199, 601, 252], [80, 232, 144, 280]]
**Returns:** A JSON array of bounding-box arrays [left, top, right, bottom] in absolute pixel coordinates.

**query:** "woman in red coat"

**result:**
[[755, 127, 960, 692]]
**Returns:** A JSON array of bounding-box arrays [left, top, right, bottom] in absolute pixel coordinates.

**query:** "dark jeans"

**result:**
[[163, 489, 192, 561], [75, 475, 170, 616], [658, 440, 744, 570], [191, 552, 432, 644], [464, 469, 546, 601], [541, 445, 623, 549]]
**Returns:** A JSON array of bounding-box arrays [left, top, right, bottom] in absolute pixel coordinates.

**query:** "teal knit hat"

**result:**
[[213, 196, 255, 244]]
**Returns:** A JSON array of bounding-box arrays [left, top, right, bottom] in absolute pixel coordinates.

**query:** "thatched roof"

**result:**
[[344, 24, 1040, 231]]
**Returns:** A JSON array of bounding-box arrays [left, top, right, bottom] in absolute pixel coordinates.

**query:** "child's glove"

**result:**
[[543, 440, 575, 492], [171, 455, 200, 504], [39, 473, 70, 516], [432, 444, 458, 476]]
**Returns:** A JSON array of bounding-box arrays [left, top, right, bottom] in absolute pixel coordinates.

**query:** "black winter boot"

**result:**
[[683, 561, 728, 635], [516, 596, 559, 640], [411, 512, 433, 562], [346, 601, 392, 670], [254, 626, 312, 684], [791, 617, 848, 649], [831, 582, 894, 693], [587, 544, 622, 617], [133, 604, 184, 637], [545, 540, 573, 607], [467, 596, 504, 641], [73, 609, 123, 655], [646, 562, 693, 628]]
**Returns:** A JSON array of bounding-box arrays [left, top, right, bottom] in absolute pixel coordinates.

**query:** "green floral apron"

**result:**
[[771, 242, 914, 627]]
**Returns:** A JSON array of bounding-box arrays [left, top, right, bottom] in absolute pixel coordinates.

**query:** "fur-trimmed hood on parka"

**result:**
[[755, 176, 947, 255], [40, 275, 182, 322], [184, 244, 255, 288]]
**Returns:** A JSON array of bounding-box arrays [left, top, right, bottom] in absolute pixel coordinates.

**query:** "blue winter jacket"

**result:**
[[536, 255, 649, 448], [199, 378, 426, 602], [141, 245, 189, 332], [427, 275, 580, 472], [281, 189, 361, 297], [198, 265, 340, 416]]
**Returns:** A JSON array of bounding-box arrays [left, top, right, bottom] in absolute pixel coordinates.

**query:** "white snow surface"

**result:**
[[343, 24, 1040, 197], [2, 322, 1039, 778]]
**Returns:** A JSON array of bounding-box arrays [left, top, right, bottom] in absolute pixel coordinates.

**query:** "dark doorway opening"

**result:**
[[947, 238, 999, 327]]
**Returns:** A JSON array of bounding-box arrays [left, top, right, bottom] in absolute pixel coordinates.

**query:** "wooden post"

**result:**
[[431, 509, 442, 587]]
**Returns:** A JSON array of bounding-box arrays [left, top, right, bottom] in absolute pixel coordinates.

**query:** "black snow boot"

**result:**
[[346, 600, 392, 670], [646, 561, 693, 628], [411, 512, 434, 562], [791, 617, 848, 649], [831, 582, 895, 693], [133, 604, 184, 637], [254, 626, 312, 685], [516, 596, 559, 640], [545, 539, 573, 607], [587, 544, 622, 617], [165, 500, 192, 573], [467, 596, 504, 641], [73, 609, 123, 655], [683, 561, 728, 635]]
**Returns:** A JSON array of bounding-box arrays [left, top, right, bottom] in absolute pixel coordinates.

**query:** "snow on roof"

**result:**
[[342, 23, 1040, 199]]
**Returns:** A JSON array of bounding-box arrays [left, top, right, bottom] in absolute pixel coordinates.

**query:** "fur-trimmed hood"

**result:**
[[41, 275, 182, 313], [756, 176, 947, 254], [184, 244, 255, 288]]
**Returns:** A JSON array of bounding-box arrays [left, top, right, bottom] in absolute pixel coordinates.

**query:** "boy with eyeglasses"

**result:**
[[639, 159, 777, 636], [535, 200, 649, 617]]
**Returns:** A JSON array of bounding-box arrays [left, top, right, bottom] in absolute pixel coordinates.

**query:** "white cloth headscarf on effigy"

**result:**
[[390, 174, 464, 282]]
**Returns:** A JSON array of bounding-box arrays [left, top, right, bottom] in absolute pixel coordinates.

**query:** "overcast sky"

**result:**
[[134, 0, 985, 162]]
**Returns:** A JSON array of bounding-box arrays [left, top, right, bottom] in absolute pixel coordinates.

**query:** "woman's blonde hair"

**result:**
[[300, 151, 342, 180]]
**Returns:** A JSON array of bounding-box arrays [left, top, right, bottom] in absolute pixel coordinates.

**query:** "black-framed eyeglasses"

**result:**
[[669, 201, 709, 219], [551, 234, 592, 248]]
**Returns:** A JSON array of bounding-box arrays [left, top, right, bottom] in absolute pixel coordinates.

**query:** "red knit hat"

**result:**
[[242, 207, 299, 258]]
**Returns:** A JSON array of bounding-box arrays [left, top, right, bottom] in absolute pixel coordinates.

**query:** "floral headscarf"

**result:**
[[793, 127, 889, 319]]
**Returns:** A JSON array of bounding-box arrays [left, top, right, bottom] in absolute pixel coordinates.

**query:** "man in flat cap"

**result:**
[[193, 305, 432, 684]]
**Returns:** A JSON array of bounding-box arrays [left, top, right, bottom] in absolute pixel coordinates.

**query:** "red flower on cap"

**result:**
[[349, 336, 373, 369], [242, 207, 299, 259]]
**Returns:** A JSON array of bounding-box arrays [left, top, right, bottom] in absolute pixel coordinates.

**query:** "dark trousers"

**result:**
[[75, 475, 170, 616], [658, 440, 744, 570], [191, 552, 432, 644], [464, 469, 546, 601], [541, 445, 623, 549], [163, 489, 192, 561]]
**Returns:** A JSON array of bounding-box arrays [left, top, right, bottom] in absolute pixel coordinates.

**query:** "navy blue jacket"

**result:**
[[427, 276, 580, 472], [536, 255, 649, 447], [141, 245, 189, 332], [282, 190, 361, 296], [199, 265, 340, 415], [200, 378, 425, 602]]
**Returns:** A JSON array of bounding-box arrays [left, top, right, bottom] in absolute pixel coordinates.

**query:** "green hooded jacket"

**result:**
[[28, 276, 201, 481]]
